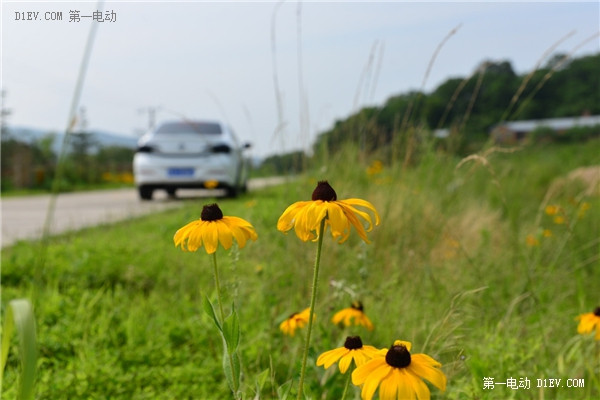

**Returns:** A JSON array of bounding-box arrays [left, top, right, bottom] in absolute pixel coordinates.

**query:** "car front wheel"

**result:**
[[139, 186, 154, 201]]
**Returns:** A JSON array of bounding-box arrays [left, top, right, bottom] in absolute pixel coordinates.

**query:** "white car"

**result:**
[[133, 120, 250, 200]]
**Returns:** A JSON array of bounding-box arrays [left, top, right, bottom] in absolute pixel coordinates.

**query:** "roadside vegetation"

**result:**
[[2, 28, 599, 397], [257, 53, 599, 176], [2, 136, 599, 399]]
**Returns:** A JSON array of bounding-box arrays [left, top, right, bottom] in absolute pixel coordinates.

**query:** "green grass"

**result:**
[[2, 140, 599, 399], [0, 182, 135, 197]]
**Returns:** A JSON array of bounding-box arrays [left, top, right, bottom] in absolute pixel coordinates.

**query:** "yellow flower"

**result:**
[[173, 203, 257, 254], [352, 340, 446, 400], [578, 202, 591, 219], [576, 307, 600, 340], [101, 172, 113, 182], [553, 215, 566, 225], [367, 160, 384, 176], [542, 229, 553, 238], [316, 336, 380, 373], [545, 205, 560, 216], [525, 234, 539, 247], [332, 301, 374, 331], [279, 308, 313, 337], [277, 181, 380, 243]]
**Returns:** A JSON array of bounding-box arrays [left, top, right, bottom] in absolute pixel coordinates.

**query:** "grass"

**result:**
[[1, 139, 599, 399], [0, 182, 135, 197]]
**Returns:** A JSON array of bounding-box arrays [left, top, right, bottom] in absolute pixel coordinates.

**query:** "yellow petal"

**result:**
[[378, 369, 399, 400], [277, 201, 308, 232], [232, 225, 249, 248], [302, 202, 327, 238], [216, 221, 234, 250], [340, 198, 380, 225], [316, 347, 347, 369], [340, 201, 373, 229], [332, 308, 349, 324], [202, 222, 219, 254], [226, 215, 258, 234], [361, 345, 381, 359], [240, 225, 258, 244], [298, 307, 312, 320], [222, 216, 257, 248], [361, 363, 392, 400], [338, 352, 354, 373], [577, 313, 597, 334], [342, 205, 370, 243], [189, 221, 208, 251], [358, 313, 375, 331], [326, 202, 349, 240], [404, 368, 432, 400], [393, 340, 412, 352], [293, 203, 318, 241], [409, 354, 446, 392], [351, 348, 375, 367], [280, 318, 297, 336], [343, 310, 355, 326], [352, 357, 385, 385], [174, 220, 200, 250], [396, 377, 414, 400]]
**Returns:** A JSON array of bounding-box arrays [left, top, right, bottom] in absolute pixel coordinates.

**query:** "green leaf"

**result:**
[[201, 295, 221, 331], [253, 368, 270, 399], [1, 299, 37, 400], [255, 368, 269, 391], [222, 309, 240, 352], [222, 347, 241, 395], [276, 380, 293, 400], [1, 303, 15, 386]]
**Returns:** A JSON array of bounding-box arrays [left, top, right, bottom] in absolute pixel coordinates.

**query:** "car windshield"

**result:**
[[155, 121, 222, 135]]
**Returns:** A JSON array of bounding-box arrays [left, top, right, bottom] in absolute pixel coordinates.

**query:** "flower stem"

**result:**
[[211, 252, 240, 399], [211, 252, 227, 322], [297, 218, 326, 399], [341, 368, 352, 400]]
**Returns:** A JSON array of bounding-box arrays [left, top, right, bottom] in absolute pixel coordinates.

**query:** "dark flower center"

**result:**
[[594, 307, 600, 317], [344, 336, 363, 350], [288, 312, 299, 319], [351, 301, 364, 312], [201, 204, 224, 221], [312, 181, 337, 201], [385, 344, 411, 368]]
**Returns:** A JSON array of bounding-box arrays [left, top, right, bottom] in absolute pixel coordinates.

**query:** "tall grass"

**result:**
[[2, 138, 599, 399]]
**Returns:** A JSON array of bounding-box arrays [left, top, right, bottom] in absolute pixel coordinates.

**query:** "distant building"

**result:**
[[433, 128, 450, 139], [491, 115, 600, 143]]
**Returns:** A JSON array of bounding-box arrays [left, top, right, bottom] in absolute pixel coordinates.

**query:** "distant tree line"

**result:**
[[316, 53, 599, 154], [1, 130, 134, 192], [259, 53, 599, 174], [254, 150, 307, 177]]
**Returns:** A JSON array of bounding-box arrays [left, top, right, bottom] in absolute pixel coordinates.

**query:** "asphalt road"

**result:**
[[1, 176, 286, 248]]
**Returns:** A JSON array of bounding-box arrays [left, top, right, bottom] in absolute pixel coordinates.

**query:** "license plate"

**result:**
[[168, 168, 194, 177]]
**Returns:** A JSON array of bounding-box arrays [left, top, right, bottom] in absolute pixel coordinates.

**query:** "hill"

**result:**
[[314, 53, 600, 156]]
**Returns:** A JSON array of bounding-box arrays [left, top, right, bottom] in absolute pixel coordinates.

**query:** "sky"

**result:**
[[2, 1, 599, 158]]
